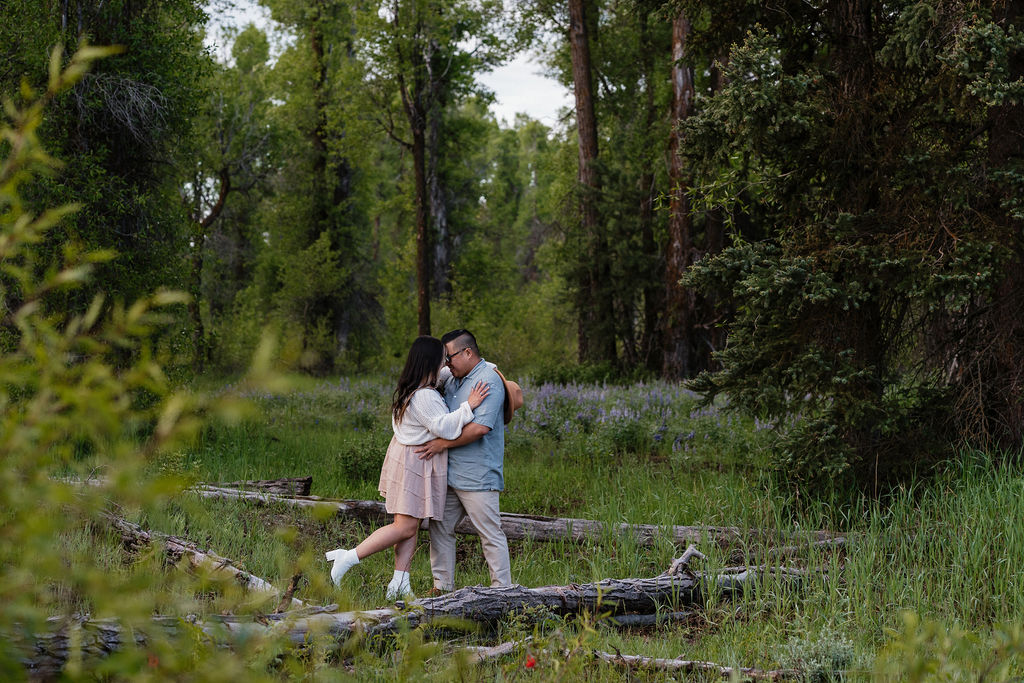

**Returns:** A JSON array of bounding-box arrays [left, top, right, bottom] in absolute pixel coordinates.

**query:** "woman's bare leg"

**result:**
[[354, 513, 421, 560], [393, 533, 418, 572]]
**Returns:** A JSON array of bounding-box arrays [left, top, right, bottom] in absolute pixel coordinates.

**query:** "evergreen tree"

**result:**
[[681, 0, 1024, 490], [0, 0, 210, 312]]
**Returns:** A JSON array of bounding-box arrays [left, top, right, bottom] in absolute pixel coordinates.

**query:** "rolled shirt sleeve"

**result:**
[[467, 374, 503, 431]]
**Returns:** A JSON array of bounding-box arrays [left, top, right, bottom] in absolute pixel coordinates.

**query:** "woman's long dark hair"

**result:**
[[392, 336, 444, 424]]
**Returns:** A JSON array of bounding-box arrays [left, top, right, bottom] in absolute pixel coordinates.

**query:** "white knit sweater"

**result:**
[[391, 387, 474, 446]]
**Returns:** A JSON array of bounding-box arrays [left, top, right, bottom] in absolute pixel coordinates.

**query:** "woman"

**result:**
[[325, 336, 488, 600]]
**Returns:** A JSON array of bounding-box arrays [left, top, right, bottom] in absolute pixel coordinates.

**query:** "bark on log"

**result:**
[[236, 561, 799, 640], [193, 484, 846, 550], [105, 514, 303, 608], [216, 477, 312, 496], [464, 638, 524, 664], [23, 552, 804, 674]]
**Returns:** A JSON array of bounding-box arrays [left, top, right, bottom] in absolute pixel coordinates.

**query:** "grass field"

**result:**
[[73, 375, 1024, 680]]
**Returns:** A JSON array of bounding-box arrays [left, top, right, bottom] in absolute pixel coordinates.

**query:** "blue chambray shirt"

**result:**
[[442, 358, 505, 491]]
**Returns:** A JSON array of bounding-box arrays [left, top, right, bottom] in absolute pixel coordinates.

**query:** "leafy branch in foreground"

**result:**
[[0, 45, 286, 680]]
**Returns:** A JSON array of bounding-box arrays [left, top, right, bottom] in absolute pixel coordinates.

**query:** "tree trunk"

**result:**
[[568, 0, 614, 364], [310, 9, 330, 237], [825, 0, 890, 486], [979, 0, 1024, 449], [188, 167, 230, 373], [828, 0, 874, 100], [396, 9, 433, 337], [307, 4, 341, 371], [638, 9, 664, 373], [412, 121, 432, 336], [663, 11, 697, 380], [188, 230, 207, 373], [695, 59, 729, 373], [425, 39, 451, 299]]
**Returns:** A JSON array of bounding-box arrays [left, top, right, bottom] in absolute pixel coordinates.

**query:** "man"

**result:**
[[415, 329, 512, 591]]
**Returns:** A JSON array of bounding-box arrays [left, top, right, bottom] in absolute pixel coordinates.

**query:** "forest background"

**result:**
[[3, 0, 1024, 679], [5, 0, 1024, 490]]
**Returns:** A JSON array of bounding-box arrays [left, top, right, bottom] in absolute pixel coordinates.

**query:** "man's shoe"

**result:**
[[424, 586, 450, 598]]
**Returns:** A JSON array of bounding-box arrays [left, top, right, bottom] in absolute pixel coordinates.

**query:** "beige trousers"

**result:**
[[429, 487, 512, 590]]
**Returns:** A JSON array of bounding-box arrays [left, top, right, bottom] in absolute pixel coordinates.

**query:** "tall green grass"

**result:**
[[110, 376, 1024, 679]]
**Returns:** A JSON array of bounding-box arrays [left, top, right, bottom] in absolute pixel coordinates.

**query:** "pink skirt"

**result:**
[[378, 435, 448, 520]]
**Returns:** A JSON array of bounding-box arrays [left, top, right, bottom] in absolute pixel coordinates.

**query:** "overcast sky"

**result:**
[[205, 1, 572, 128]]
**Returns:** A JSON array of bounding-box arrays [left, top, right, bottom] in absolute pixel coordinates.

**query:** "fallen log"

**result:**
[[105, 514, 303, 608], [217, 477, 312, 496], [464, 639, 798, 681], [66, 478, 849, 552], [587, 649, 798, 680], [463, 638, 524, 664], [193, 484, 845, 550], [24, 550, 805, 673], [204, 553, 801, 640]]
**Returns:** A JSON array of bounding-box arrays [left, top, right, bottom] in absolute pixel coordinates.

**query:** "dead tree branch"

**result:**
[[104, 514, 303, 609]]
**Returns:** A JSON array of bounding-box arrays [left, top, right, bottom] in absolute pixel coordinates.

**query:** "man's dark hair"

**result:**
[[441, 328, 479, 355]]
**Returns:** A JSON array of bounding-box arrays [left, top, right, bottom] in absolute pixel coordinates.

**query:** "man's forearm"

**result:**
[[444, 422, 490, 448]]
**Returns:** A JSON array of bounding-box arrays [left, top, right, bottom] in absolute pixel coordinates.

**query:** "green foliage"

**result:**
[[682, 4, 1024, 491], [876, 613, 1024, 682], [542, 0, 674, 369], [375, 111, 576, 376], [180, 377, 1024, 678], [198, 5, 379, 375], [186, 22, 283, 370], [0, 46, 295, 679], [333, 427, 392, 483], [1, 0, 212, 309]]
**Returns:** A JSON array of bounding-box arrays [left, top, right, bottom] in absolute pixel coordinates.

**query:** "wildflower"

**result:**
[[525, 654, 536, 669]]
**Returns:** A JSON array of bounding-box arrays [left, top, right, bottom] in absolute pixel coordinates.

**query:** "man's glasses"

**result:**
[[445, 347, 470, 364]]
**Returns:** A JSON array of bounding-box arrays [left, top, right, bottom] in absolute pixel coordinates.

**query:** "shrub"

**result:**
[[0, 46, 285, 678], [777, 625, 860, 682], [335, 427, 391, 483]]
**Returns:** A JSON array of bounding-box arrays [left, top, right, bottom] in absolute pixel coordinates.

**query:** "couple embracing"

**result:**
[[325, 329, 514, 600]]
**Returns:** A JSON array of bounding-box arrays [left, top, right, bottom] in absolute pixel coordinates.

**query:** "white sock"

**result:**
[[386, 570, 413, 600], [325, 548, 360, 586]]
